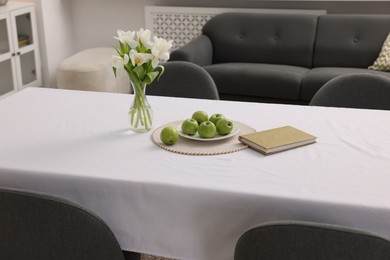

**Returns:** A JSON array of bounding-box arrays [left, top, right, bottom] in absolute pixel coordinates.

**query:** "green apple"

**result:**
[[160, 126, 179, 145], [216, 118, 234, 135], [181, 119, 199, 135], [198, 121, 217, 138], [192, 111, 208, 124], [209, 113, 225, 125]]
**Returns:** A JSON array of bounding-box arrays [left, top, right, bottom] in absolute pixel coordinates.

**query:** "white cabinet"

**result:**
[[0, 2, 41, 98]]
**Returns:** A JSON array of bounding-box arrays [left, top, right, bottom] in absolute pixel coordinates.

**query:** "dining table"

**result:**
[[1, 87, 390, 260]]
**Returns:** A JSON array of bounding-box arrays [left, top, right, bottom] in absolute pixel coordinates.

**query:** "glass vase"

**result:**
[[128, 80, 153, 133]]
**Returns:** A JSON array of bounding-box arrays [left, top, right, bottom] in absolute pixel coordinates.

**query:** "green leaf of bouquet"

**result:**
[[144, 71, 159, 84], [142, 62, 151, 74], [157, 65, 165, 81], [133, 66, 145, 81], [119, 42, 125, 54], [128, 70, 141, 87], [113, 67, 117, 77], [139, 45, 147, 53], [124, 65, 131, 75], [120, 42, 130, 54]]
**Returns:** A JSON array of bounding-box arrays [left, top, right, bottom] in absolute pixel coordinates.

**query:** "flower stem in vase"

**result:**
[[128, 80, 153, 133]]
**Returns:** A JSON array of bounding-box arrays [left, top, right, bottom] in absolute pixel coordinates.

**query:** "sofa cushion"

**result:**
[[204, 63, 309, 100], [202, 13, 318, 68], [314, 15, 390, 68], [369, 33, 390, 72], [301, 67, 390, 101]]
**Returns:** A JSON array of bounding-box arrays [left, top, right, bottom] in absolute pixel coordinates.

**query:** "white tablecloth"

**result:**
[[1, 87, 390, 260]]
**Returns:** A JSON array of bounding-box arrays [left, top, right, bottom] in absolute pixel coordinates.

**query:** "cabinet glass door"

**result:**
[[11, 6, 41, 89], [19, 50, 36, 85], [0, 13, 16, 97], [0, 59, 16, 96], [0, 16, 10, 55], [15, 12, 33, 49]]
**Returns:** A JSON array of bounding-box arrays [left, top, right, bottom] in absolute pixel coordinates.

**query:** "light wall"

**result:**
[[39, 0, 74, 87]]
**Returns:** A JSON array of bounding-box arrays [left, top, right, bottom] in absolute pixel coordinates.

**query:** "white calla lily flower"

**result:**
[[130, 50, 151, 67], [112, 54, 129, 70], [151, 36, 173, 68], [137, 28, 153, 49], [114, 30, 138, 48], [114, 29, 126, 40]]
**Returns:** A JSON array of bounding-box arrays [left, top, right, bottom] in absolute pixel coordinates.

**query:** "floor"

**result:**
[[141, 254, 174, 260]]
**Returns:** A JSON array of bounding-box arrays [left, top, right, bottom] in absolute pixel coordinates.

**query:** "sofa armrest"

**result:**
[[170, 35, 213, 66]]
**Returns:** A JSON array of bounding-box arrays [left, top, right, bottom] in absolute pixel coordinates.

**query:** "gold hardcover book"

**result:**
[[238, 126, 317, 155]]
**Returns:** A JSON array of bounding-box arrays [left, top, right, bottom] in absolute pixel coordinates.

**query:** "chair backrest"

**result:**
[[147, 61, 219, 100], [235, 221, 390, 260], [309, 73, 390, 110], [0, 187, 126, 260]]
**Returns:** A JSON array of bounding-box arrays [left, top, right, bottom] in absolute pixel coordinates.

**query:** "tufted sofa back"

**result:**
[[313, 15, 390, 68], [202, 13, 319, 68]]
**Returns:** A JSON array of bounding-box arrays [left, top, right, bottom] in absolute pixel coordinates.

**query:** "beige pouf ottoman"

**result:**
[[57, 48, 130, 93]]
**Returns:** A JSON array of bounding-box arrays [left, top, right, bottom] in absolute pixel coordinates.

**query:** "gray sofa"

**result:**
[[170, 13, 390, 104]]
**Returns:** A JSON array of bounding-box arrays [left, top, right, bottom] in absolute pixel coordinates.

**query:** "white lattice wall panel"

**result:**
[[145, 6, 326, 50], [151, 13, 213, 49]]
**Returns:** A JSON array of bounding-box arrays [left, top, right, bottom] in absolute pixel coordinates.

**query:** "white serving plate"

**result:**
[[178, 124, 239, 142]]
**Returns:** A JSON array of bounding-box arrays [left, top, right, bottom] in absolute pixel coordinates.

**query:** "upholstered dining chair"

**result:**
[[309, 73, 390, 110], [235, 221, 390, 260], [147, 61, 220, 100], [0, 187, 140, 260]]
